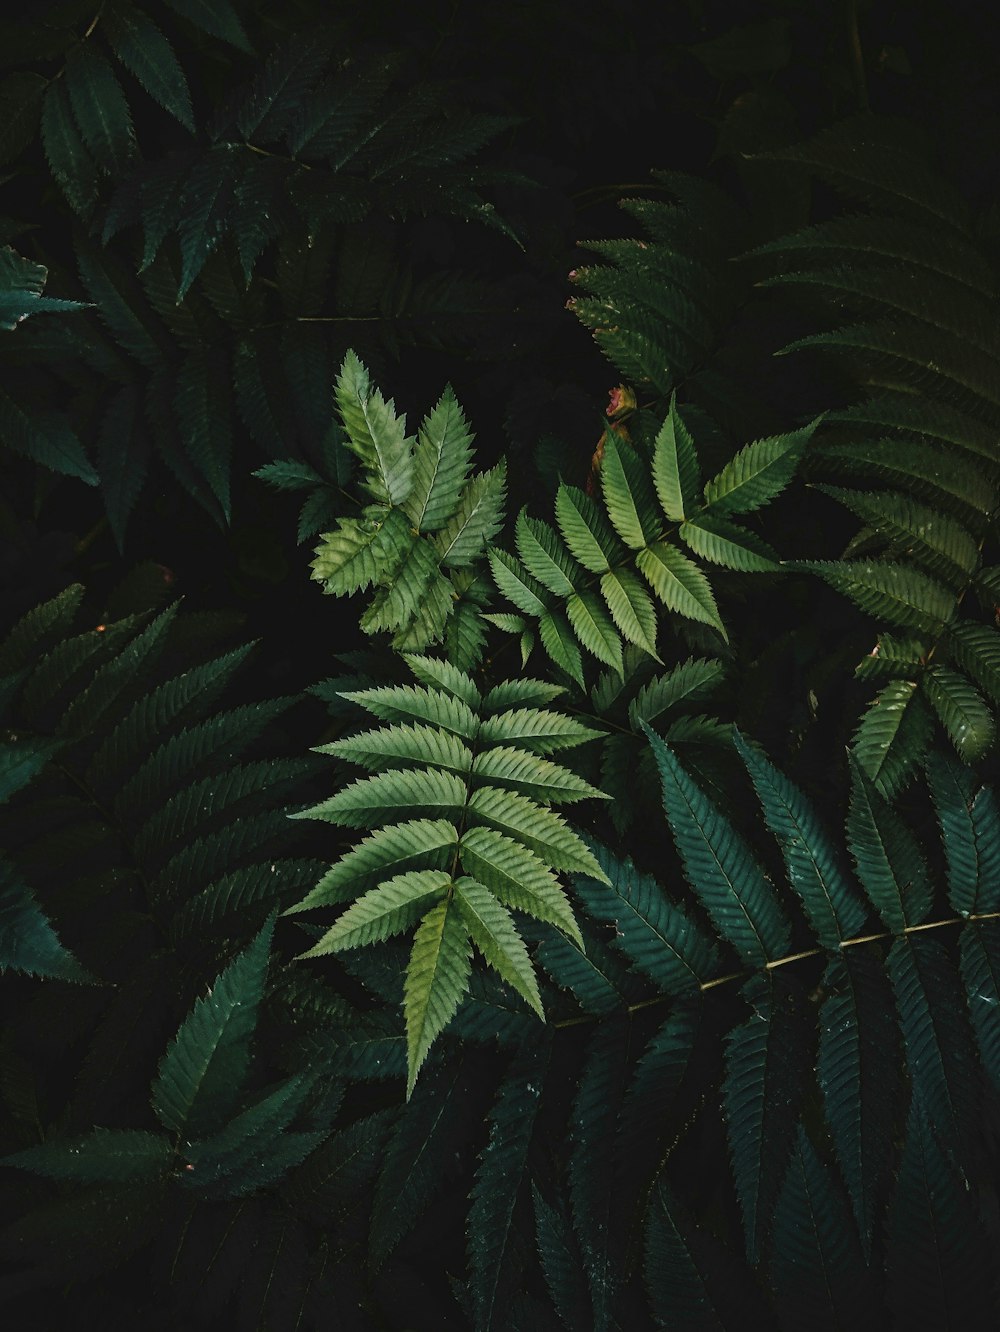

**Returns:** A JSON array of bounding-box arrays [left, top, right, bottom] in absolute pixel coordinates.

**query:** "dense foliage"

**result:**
[[3, 1, 1000, 1328]]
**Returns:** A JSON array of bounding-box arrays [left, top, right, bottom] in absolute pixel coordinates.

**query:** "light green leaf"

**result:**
[[288, 820, 459, 911], [567, 589, 624, 674], [334, 351, 413, 505], [703, 420, 817, 514], [600, 568, 660, 657], [554, 483, 620, 574], [405, 384, 474, 532], [404, 897, 472, 1096], [459, 825, 583, 946], [311, 507, 412, 596], [515, 511, 580, 596], [636, 540, 727, 640], [678, 513, 780, 571], [478, 707, 602, 753], [433, 463, 506, 567], [320, 724, 476, 777], [466, 785, 610, 880], [539, 610, 585, 688], [471, 745, 607, 804], [299, 870, 451, 956], [454, 876, 543, 1017], [652, 396, 701, 521], [295, 766, 467, 828], [489, 547, 549, 617], [600, 434, 661, 549]]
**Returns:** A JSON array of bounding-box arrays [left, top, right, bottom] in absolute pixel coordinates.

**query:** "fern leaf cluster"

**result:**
[[487, 395, 818, 683], [288, 652, 610, 1092], [296, 351, 506, 663]]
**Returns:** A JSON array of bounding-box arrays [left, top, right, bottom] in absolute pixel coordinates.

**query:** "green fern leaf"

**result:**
[[478, 707, 602, 753], [814, 486, 981, 587], [0, 855, 92, 982], [3, 1129, 172, 1183], [482, 679, 566, 714], [175, 143, 240, 299], [791, 560, 956, 634], [947, 621, 1000, 709], [723, 974, 807, 1264], [433, 463, 506, 568], [179, 1072, 314, 1190], [646, 729, 791, 965], [0, 245, 88, 328], [567, 589, 624, 673], [959, 920, 1000, 1091], [369, 1062, 467, 1270], [573, 839, 720, 992], [454, 876, 543, 1017], [554, 483, 621, 574], [678, 514, 780, 572], [817, 949, 902, 1256], [298, 871, 450, 957], [885, 1097, 994, 1325], [600, 568, 660, 658], [600, 435, 661, 549], [403, 653, 482, 708], [770, 1124, 877, 1330], [532, 1184, 591, 1332], [0, 385, 98, 485], [41, 81, 99, 217], [569, 1019, 628, 1327], [734, 730, 867, 946], [471, 746, 607, 804], [645, 1177, 768, 1330], [652, 396, 701, 521], [538, 609, 586, 688], [319, 720, 473, 775], [847, 762, 932, 930], [816, 437, 994, 521], [405, 384, 474, 532], [467, 1043, 548, 1330], [489, 547, 549, 617], [172, 859, 326, 938], [636, 541, 727, 640], [628, 656, 725, 727], [515, 511, 581, 597], [703, 420, 817, 515], [459, 826, 583, 946], [851, 679, 934, 798], [104, 4, 195, 131], [290, 821, 459, 911], [0, 585, 84, 676], [465, 785, 607, 879], [312, 507, 413, 596], [404, 896, 472, 1096], [65, 44, 136, 174], [333, 349, 413, 504], [338, 681, 477, 738], [151, 916, 273, 1137], [926, 751, 1000, 916], [295, 766, 467, 828], [0, 736, 61, 802], [889, 935, 982, 1148], [921, 664, 995, 761]]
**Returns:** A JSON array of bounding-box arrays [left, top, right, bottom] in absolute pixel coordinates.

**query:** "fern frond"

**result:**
[[646, 728, 791, 964]]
